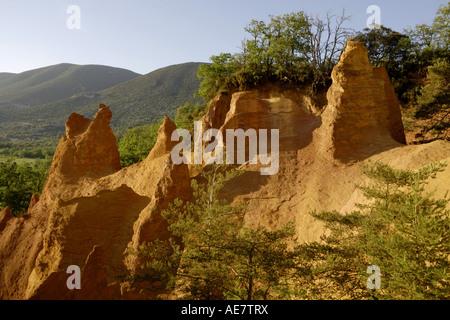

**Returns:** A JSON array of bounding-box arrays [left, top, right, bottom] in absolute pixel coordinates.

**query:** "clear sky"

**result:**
[[0, 0, 446, 75]]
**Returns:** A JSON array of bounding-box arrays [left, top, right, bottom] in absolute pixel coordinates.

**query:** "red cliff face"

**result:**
[[0, 105, 191, 300], [1, 41, 449, 300], [316, 40, 406, 160]]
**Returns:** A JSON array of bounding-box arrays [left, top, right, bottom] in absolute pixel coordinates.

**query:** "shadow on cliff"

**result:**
[[221, 170, 270, 204], [334, 140, 407, 164]]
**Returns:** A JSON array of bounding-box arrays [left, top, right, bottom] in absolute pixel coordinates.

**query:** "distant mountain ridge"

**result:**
[[0, 73, 16, 82], [0, 63, 141, 108], [0, 62, 204, 143]]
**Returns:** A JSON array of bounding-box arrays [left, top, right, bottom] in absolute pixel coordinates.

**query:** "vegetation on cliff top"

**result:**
[[197, 3, 449, 139], [197, 11, 352, 102]]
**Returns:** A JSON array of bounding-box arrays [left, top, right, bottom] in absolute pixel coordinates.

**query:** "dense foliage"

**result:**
[[174, 102, 207, 136], [417, 59, 450, 113], [302, 162, 450, 299], [117, 121, 162, 168], [0, 142, 55, 160], [126, 165, 302, 300], [197, 11, 352, 102], [0, 159, 51, 216], [118, 102, 206, 167]]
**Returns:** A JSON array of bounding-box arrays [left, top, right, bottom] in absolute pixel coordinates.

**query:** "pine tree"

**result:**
[[304, 161, 450, 300], [129, 164, 301, 300], [358, 161, 450, 299]]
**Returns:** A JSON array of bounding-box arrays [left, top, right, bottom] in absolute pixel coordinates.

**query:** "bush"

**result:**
[[174, 102, 206, 136], [303, 161, 450, 299], [125, 165, 302, 300], [118, 121, 162, 168], [197, 10, 351, 102], [416, 59, 450, 117], [0, 159, 51, 216]]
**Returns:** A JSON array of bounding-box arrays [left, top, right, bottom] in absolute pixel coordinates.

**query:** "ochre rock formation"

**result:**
[[316, 40, 406, 160], [0, 105, 191, 300], [0, 206, 12, 232], [196, 39, 449, 246], [1, 40, 449, 300]]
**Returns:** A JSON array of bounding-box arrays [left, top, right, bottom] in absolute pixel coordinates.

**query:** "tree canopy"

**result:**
[[126, 165, 302, 300], [302, 161, 450, 299], [197, 10, 352, 102], [0, 159, 50, 216]]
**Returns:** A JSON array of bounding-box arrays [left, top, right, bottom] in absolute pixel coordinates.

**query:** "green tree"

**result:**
[[197, 10, 351, 102], [355, 27, 411, 69], [359, 162, 450, 299], [296, 209, 369, 299], [408, 2, 449, 60], [128, 165, 301, 300], [405, 2, 450, 106], [0, 159, 50, 216], [118, 120, 162, 167], [354, 26, 417, 102], [416, 59, 450, 125], [240, 12, 311, 84], [174, 102, 206, 136], [227, 223, 299, 300], [197, 53, 239, 102], [304, 162, 450, 300]]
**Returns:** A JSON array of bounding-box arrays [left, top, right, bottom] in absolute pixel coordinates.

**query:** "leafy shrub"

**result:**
[[118, 121, 162, 167], [0, 159, 50, 216], [197, 11, 351, 102], [416, 59, 450, 116]]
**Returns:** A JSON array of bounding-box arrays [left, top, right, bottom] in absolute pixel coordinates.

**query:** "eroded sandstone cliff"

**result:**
[[0, 106, 191, 299], [1, 40, 449, 300]]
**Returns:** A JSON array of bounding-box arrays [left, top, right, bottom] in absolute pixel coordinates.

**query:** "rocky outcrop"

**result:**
[[194, 39, 448, 248], [202, 92, 233, 132], [219, 91, 320, 149], [52, 104, 120, 178], [0, 206, 12, 232], [1, 40, 449, 300], [0, 105, 191, 300], [27, 194, 39, 214], [200, 41, 406, 162], [316, 40, 406, 160]]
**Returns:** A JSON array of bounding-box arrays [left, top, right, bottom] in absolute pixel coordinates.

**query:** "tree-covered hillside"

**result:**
[[0, 73, 16, 82], [0, 63, 141, 108], [0, 62, 204, 145]]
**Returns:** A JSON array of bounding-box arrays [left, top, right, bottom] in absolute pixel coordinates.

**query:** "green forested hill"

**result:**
[[0, 73, 16, 82], [0, 62, 204, 144], [0, 63, 141, 108]]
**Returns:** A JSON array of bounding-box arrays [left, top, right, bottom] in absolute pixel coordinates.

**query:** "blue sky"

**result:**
[[0, 0, 446, 75]]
